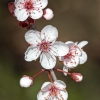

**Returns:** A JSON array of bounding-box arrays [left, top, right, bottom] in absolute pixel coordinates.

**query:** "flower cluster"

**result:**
[[8, 0, 54, 29], [8, 0, 88, 100]]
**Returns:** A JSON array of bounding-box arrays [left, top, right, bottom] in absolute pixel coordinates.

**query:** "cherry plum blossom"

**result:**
[[59, 41, 88, 69], [25, 25, 69, 69], [14, 0, 48, 21], [37, 80, 68, 100]]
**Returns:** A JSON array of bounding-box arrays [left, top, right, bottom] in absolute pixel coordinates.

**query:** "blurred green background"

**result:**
[[0, 0, 100, 100]]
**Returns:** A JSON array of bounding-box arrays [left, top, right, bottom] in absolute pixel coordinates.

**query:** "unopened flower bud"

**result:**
[[43, 8, 54, 20], [20, 75, 33, 88], [8, 2, 15, 17], [70, 73, 83, 82]]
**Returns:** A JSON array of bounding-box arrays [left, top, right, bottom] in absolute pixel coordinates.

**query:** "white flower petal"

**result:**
[[14, 0, 24, 7], [60, 91, 68, 100], [63, 66, 68, 76], [78, 41, 88, 48], [65, 42, 82, 56], [58, 56, 64, 61], [36, 0, 48, 9], [75, 42, 78, 45], [25, 46, 41, 62], [41, 82, 52, 92], [41, 82, 51, 89], [14, 8, 29, 21], [79, 51, 87, 64], [76, 47, 82, 56], [38, 91, 68, 100], [40, 52, 56, 69], [50, 41, 69, 56], [25, 30, 41, 46], [67, 42, 82, 56], [64, 56, 79, 68], [54, 80, 66, 89], [14, 0, 18, 7], [37, 91, 50, 100], [30, 10, 43, 19], [65, 42, 75, 49], [65, 41, 74, 44], [41, 25, 58, 42]]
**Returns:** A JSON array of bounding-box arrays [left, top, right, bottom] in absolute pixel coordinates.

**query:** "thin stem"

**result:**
[[50, 69, 57, 81], [47, 70, 53, 83], [30, 24, 37, 30], [53, 68, 71, 75], [32, 69, 45, 78]]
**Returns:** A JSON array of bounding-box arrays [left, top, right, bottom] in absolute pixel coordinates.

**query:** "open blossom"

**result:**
[[20, 75, 33, 88], [25, 25, 69, 69], [8, 2, 35, 29], [14, 0, 48, 21], [59, 41, 88, 69], [37, 80, 68, 100]]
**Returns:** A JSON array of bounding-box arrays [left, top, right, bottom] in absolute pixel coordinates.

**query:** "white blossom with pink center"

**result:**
[[24, 25, 69, 69], [59, 41, 88, 69], [14, 0, 48, 21], [37, 80, 68, 100]]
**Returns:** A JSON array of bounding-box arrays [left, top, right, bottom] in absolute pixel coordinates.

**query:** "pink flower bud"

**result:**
[[20, 75, 33, 88], [18, 17, 35, 29], [8, 2, 15, 17], [43, 8, 54, 20], [70, 73, 83, 82]]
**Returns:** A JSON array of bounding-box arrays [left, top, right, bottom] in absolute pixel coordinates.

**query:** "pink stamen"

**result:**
[[49, 85, 59, 96], [39, 41, 50, 52], [24, 1, 34, 11]]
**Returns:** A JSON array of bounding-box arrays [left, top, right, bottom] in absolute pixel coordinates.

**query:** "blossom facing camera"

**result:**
[[14, 0, 48, 21], [43, 8, 54, 20], [24, 25, 69, 69], [71, 73, 83, 82], [37, 80, 68, 100], [8, 2, 35, 29], [20, 75, 33, 88]]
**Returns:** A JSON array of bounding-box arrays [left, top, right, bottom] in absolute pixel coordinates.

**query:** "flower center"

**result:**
[[44, 85, 64, 100], [49, 86, 58, 96], [39, 41, 50, 52], [64, 52, 73, 59], [24, 1, 33, 10], [64, 46, 79, 59]]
